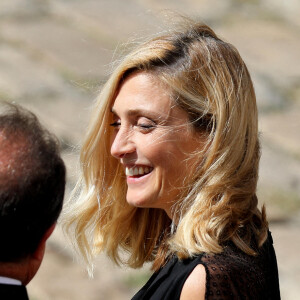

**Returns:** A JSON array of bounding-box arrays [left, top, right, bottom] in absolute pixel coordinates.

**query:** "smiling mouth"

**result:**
[[125, 166, 153, 177]]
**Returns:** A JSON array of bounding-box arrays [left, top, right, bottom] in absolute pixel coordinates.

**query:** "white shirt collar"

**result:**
[[0, 276, 22, 286]]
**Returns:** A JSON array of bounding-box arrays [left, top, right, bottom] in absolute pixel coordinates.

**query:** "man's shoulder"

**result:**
[[0, 283, 29, 300]]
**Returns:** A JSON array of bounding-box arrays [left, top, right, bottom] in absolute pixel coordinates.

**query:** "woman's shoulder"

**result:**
[[179, 242, 255, 300], [132, 254, 206, 300], [198, 233, 280, 299], [180, 264, 206, 300], [133, 234, 280, 300]]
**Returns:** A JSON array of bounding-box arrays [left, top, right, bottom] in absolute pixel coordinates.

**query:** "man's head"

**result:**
[[0, 102, 66, 282]]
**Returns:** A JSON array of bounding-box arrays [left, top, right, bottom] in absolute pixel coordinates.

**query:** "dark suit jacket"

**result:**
[[0, 283, 29, 299]]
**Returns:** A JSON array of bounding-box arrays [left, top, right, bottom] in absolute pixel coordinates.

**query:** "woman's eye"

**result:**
[[138, 124, 154, 129], [136, 118, 156, 131], [109, 122, 121, 128]]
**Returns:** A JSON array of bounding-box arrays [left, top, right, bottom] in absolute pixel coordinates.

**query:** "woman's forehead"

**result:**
[[111, 72, 192, 127], [112, 72, 173, 114]]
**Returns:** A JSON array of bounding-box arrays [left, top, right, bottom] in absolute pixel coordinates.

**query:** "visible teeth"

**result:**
[[139, 167, 144, 175], [126, 168, 134, 176], [125, 166, 152, 176]]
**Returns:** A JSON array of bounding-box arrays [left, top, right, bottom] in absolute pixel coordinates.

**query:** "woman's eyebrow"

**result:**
[[127, 109, 159, 118], [111, 107, 161, 119], [110, 107, 119, 118]]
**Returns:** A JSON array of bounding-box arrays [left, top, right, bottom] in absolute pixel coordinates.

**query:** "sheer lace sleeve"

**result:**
[[202, 233, 280, 300]]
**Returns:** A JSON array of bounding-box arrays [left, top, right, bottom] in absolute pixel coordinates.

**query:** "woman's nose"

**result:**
[[110, 129, 135, 159]]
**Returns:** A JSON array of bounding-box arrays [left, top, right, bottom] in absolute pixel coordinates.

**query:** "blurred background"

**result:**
[[0, 0, 299, 299]]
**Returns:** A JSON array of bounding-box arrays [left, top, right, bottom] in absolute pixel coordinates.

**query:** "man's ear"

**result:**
[[32, 223, 56, 261], [23, 223, 57, 285]]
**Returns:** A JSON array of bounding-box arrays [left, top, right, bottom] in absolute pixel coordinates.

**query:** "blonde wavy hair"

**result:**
[[64, 21, 268, 272]]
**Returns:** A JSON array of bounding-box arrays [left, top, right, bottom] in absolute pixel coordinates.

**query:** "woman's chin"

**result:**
[[126, 198, 149, 208], [126, 193, 157, 209]]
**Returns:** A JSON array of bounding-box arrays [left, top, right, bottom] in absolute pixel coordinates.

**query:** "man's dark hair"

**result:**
[[0, 103, 66, 262]]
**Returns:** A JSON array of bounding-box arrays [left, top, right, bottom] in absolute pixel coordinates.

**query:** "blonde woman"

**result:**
[[65, 22, 280, 299]]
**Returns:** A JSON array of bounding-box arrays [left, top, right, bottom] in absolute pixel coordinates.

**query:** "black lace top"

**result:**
[[132, 232, 280, 300]]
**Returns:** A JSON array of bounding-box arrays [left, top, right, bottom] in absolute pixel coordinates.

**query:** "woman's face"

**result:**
[[110, 72, 203, 217]]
